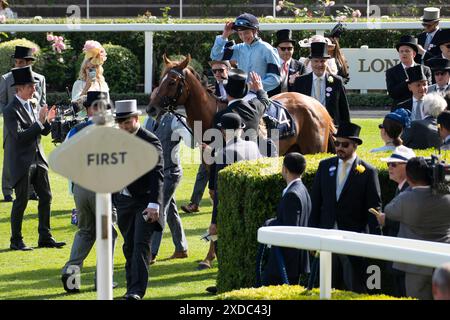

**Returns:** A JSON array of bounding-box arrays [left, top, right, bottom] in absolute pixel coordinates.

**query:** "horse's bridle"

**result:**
[[156, 68, 189, 112]]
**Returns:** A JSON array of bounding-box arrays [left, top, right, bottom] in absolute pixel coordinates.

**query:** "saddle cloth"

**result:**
[[263, 100, 296, 139]]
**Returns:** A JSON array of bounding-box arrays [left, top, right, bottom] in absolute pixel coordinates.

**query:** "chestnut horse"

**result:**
[[148, 54, 335, 155]]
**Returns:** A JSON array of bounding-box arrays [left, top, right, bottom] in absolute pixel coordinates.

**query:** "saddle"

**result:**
[[263, 100, 296, 140]]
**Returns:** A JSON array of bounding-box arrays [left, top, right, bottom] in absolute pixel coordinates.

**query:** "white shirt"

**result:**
[[282, 178, 301, 197]]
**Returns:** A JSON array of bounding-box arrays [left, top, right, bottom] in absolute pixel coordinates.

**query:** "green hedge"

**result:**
[[218, 284, 414, 300], [0, 38, 42, 75], [347, 93, 393, 109], [216, 149, 447, 294]]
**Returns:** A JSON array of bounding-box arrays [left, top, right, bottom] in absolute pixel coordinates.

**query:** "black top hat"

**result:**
[[333, 122, 363, 145], [395, 35, 419, 53], [10, 66, 38, 87], [327, 23, 345, 39], [274, 29, 295, 47], [232, 13, 259, 31], [405, 65, 428, 84], [217, 113, 245, 130], [83, 91, 110, 108], [309, 42, 331, 59], [427, 58, 450, 72], [224, 69, 248, 99], [11, 46, 36, 61], [435, 29, 450, 46]]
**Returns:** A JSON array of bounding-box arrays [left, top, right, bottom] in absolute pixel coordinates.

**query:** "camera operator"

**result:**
[[376, 157, 450, 300], [61, 91, 118, 293]]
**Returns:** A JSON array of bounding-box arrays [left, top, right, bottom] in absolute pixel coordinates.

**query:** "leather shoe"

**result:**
[[29, 192, 39, 201], [197, 260, 212, 271], [10, 241, 33, 251], [168, 250, 188, 259], [4, 195, 13, 202], [124, 293, 141, 300], [61, 273, 80, 293], [181, 203, 199, 213], [206, 286, 217, 294], [38, 237, 66, 248]]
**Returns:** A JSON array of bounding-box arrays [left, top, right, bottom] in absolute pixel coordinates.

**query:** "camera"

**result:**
[[426, 155, 450, 195], [50, 103, 83, 144]]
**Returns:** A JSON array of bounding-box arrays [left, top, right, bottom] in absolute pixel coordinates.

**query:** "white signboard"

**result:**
[[342, 47, 400, 90], [49, 125, 159, 193]]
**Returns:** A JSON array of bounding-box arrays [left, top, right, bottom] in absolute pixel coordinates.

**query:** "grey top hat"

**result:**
[[114, 100, 141, 119], [421, 7, 440, 22]]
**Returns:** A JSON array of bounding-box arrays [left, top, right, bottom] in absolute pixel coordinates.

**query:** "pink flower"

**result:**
[[31, 47, 38, 54], [276, 5, 282, 12], [294, 9, 300, 16], [46, 33, 54, 42], [352, 10, 361, 18]]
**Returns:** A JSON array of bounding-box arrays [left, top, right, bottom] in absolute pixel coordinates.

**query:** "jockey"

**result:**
[[210, 13, 281, 93]]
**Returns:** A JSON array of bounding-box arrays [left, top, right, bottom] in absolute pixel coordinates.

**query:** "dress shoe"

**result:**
[[38, 237, 66, 248], [124, 293, 141, 300], [206, 286, 217, 294], [61, 273, 80, 293], [197, 260, 212, 271], [29, 192, 39, 201], [10, 241, 33, 251], [168, 250, 188, 259], [181, 203, 199, 213], [3, 195, 13, 202]]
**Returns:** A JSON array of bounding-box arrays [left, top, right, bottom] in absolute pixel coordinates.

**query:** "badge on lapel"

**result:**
[[329, 165, 336, 177]]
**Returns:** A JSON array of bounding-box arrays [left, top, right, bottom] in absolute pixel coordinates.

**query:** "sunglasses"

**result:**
[[422, 23, 433, 27], [445, 44, 450, 49], [212, 68, 225, 74], [279, 47, 294, 52], [334, 140, 351, 148]]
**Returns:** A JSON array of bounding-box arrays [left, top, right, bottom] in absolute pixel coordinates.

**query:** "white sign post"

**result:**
[[49, 121, 159, 300]]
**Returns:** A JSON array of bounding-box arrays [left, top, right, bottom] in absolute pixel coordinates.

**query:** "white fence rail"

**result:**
[[258, 226, 450, 299], [1, 22, 450, 93]]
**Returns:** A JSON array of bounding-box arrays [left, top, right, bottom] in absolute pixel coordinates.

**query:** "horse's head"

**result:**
[[147, 54, 191, 114]]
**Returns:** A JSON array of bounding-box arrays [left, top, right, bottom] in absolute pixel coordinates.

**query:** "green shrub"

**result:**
[[157, 54, 204, 76], [74, 43, 141, 93], [218, 284, 414, 300], [0, 39, 41, 75], [216, 149, 448, 294], [348, 93, 393, 109]]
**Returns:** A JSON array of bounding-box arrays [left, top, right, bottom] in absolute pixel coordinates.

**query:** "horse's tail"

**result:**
[[327, 121, 337, 154]]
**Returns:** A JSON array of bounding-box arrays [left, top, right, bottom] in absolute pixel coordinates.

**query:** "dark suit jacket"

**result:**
[[402, 116, 441, 149], [385, 63, 432, 106], [291, 72, 350, 125], [267, 59, 306, 97], [2, 97, 51, 187], [124, 127, 164, 230], [384, 182, 409, 238], [263, 179, 311, 285], [415, 29, 443, 64], [309, 156, 382, 234]]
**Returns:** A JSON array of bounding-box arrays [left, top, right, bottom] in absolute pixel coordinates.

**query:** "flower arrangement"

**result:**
[[47, 33, 66, 54], [355, 164, 366, 174], [83, 40, 107, 66]]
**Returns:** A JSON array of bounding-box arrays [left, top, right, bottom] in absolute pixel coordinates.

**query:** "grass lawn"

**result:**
[[0, 117, 382, 300]]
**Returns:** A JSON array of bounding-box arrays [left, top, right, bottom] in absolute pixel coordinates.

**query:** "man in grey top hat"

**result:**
[[415, 7, 442, 63], [113, 99, 164, 300], [0, 45, 46, 202]]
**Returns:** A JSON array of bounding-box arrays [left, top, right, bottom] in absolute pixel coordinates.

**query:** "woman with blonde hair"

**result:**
[[0, 1, 14, 18], [298, 35, 338, 75], [71, 40, 109, 107]]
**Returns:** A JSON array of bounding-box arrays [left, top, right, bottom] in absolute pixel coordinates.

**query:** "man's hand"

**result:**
[[222, 21, 234, 39], [416, 44, 426, 56], [248, 72, 263, 92], [38, 105, 48, 123], [209, 223, 217, 236], [47, 105, 56, 123], [377, 212, 386, 227], [289, 71, 301, 84], [143, 207, 159, 223]]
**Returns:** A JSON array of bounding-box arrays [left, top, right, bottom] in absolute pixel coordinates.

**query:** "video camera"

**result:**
[[426, 155, 450, 195], [50, 87, 84, 144]]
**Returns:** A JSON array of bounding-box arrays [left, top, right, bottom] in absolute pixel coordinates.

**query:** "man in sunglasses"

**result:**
[[427, 58, 450, 96], [210, 13, 281, 93], [267, 29, 305, 97], [379, 145, 415, 297], [415, 7, 442, 64], [309, 122, 381, 293], [208, 60, 231, 102]]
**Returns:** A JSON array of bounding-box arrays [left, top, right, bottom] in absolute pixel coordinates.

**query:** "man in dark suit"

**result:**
[[415, 7, 442, 64], [262, 152, 311, 285], [386, 35, 432, 107], [292, 42, 350, 125], [434, 29, 450, 60], [3, 66, 65, 251], [1, 46, 46, 202], [427, 58, 450, 96], [437, 110, 450, 150], [268, 29, 306, 97], [379, 146, 416, 297], [377, 157, 450, 300], [309, 122, 382, 293], [394, 65, 430, 121], [113, 100, 164, 300], [208, 60, 231, 102]]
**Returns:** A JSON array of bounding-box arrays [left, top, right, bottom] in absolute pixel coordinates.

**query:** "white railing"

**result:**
[[258, 226, 450, 299], [1, 22, 450, 93]]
